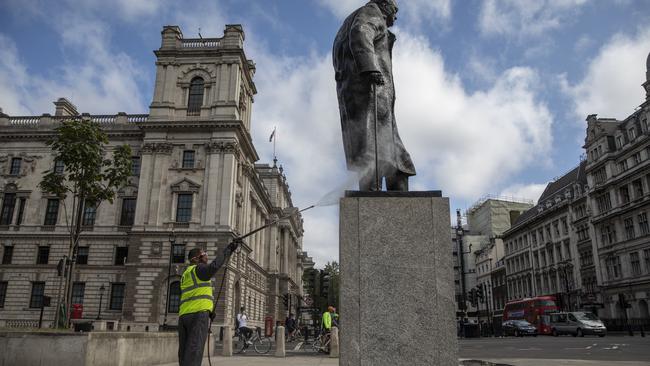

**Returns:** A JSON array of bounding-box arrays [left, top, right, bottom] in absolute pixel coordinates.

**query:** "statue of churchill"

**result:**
[[333, 0, 416, 191]]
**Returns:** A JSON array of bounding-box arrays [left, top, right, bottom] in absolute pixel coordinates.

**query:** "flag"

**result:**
[[269, 128, 276, 142]]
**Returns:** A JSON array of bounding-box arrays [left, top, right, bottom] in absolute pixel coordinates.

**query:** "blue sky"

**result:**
[[2, 0, 650, 267]]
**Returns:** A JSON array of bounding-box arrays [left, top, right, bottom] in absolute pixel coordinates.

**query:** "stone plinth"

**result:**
[[340, 191, 457, 366]]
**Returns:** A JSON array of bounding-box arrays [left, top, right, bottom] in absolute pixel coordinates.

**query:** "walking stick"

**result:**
[[373, 83, 380, 191]]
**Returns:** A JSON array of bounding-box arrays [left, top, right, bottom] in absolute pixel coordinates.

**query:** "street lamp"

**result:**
[[163, 230, 176, 327], [96, 284, 105, 320]]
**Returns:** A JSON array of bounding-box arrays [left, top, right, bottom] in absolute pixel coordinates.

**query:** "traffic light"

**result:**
[[476, 285, 484, 302], [282, 294, 289, 309], [468, 289, 475, 306], [320, 270, 331, 298]]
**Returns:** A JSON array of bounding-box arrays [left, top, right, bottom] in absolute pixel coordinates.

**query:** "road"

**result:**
[[460, 334, 650, 363]]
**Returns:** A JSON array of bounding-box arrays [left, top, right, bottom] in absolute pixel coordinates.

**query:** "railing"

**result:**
[[6, 114, 149, 126], [181, 38, 221, 48], [8, 116, 40, 126]]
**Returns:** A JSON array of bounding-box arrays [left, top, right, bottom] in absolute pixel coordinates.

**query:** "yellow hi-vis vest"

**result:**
[[179, 265, 214, 316], [322, 311, 332, 329]]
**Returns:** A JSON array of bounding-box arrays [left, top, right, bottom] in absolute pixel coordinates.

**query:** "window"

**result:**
[[561, 218, 568, 235], [618, 159, 629, 173], [620, 186, 630, 204], [9, 158, 21, 175], [0, 193, 16, 225], [29, 282, 45, 308], [2, 246, 13, 264], [639, 213, 649, 235], [628, 127, 637, 141], [630, 252, 641, 276], [624, 218, 636, 240], [596, 193, 612, 213], [616, 136, 623, 149], [645, 249, 650, 273], [606, 256, 622, 279], [168, 281, 181, 313], [172, 244, 186, 263], [44, 199, 60, 226], [54, 160, 65, 175], [131, 156, 141, 176], [109, 283, 125, 310], [0, 281, 6, 308], [634, 152, 642, 165], [176, 194, 193, 223], [15, 198, 25, 226], [182, 150, 195, 169], [119, 198, 136, 226], [82, 203, 97, 227], [601, 225, 616, 245], [633, 179, 644, 199], [187, 77, 204, 116], [76, 246, 89, 265], [115, 247, 128, 265], [37, 246, 50, 265], [71, 282, 85, 305]]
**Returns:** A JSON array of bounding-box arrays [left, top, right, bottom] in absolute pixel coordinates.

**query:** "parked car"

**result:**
[[549, 311, 607, 337], [502, 320, 538, 337]]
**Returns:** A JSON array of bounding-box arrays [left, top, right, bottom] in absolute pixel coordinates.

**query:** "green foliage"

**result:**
[[39, 118, 132, 207]]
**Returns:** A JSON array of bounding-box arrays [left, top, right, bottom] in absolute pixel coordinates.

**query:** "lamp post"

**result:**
[[96, 284, 105, 320], [163, 231, 175, 328]]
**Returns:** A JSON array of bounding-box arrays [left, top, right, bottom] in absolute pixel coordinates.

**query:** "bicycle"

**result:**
[[287, 327, 302, 343], [311, 329, 331, 353], [234, 326, 272, 354]]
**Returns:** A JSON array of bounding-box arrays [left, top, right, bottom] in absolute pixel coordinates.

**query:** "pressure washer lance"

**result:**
[[207, 204, 316, 362]]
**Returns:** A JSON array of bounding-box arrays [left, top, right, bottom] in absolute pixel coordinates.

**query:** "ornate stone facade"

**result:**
[[0, 25, 307, 330]]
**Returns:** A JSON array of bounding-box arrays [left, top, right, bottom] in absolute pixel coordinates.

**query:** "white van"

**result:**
[[549, 311, 607, 337]]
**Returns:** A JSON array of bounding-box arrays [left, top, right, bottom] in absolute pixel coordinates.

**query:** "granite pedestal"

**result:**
[[340, 191, 457, 366]]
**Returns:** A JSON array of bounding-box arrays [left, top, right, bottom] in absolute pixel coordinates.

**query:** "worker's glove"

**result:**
[[226, 240, 241, 256], [364, 71, 385, 86]]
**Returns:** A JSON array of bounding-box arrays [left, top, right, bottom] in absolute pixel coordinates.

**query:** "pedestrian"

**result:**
[[178, 243, 237, 366], [286, 313, 296, 341], [237, 306, 253, 345]]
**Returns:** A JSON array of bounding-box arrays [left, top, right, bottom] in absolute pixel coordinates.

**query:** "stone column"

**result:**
[[340, 191, 457, 366], [275, 326, 286, 357]]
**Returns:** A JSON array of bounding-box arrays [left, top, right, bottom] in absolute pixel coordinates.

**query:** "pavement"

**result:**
[[156, 334, 650, 366]]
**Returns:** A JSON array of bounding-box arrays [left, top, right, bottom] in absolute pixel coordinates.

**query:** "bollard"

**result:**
[[329, 327, 340, 358], [222, 326, 233, 357], [275, 326, 286, 357]]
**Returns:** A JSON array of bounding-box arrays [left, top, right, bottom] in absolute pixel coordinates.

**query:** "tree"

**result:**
[[323, 261, 340, 311], [39, 118, 132, 327]]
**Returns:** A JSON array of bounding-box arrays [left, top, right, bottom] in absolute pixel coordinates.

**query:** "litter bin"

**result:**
[[71, 304, 83, 319]]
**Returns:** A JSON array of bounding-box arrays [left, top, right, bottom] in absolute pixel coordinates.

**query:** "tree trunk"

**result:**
[[63, 197, 85, 327]]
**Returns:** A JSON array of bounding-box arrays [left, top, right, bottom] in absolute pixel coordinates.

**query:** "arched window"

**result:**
[[168, 281, 181, 313], [187, 77, 204, 116]]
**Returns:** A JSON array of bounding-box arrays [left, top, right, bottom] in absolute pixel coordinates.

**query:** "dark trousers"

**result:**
[[178, 311, 210, 366]]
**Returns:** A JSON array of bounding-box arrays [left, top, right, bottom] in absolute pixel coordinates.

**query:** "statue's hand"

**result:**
[[365, 71, 385, 86]]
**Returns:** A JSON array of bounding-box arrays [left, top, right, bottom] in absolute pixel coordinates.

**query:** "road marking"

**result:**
[[294, 342, 303, 351]]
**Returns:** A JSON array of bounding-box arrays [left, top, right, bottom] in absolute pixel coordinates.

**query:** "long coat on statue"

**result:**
[[333, 2, 416, 177]]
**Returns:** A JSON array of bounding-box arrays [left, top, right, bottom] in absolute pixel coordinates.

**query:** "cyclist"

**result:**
[[320, 306, 337, 352], [236, 307, 253, 345], [286, 313, 297, 341]]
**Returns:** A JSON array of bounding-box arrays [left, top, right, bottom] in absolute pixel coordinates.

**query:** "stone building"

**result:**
[[0, 25, 307, 330], [501, 52, 650, 325], [582, 55, 650, 322], [502, 162, 587, 311]]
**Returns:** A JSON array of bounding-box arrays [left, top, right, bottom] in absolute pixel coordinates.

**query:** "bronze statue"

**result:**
[[333, 0, 416, 192]]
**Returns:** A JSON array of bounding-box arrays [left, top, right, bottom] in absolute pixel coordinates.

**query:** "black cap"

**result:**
[[188, 247, 203, 261]]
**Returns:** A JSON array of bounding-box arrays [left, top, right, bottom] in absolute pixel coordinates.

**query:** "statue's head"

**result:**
[[372, 0, 398, 27]]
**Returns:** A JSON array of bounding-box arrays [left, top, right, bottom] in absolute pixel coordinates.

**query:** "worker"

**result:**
[[178, 243, 237, 366]]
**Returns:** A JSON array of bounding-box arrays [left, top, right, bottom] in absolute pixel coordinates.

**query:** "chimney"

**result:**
[[161, 25, 182, 50], [54, 98, 79, 117], [222, 24, 245, 49]]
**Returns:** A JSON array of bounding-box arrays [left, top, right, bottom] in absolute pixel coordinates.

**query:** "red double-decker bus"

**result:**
[[503, 296, 559, 335]]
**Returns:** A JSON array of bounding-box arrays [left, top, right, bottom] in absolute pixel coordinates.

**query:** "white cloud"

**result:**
[[561, 29, 650, 121], [479, 0, 588, 38], [249, 31, 554, 265], [317, 0, 451, 26], [499, 183, 548, 203], [0, 35, 33, 115]]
